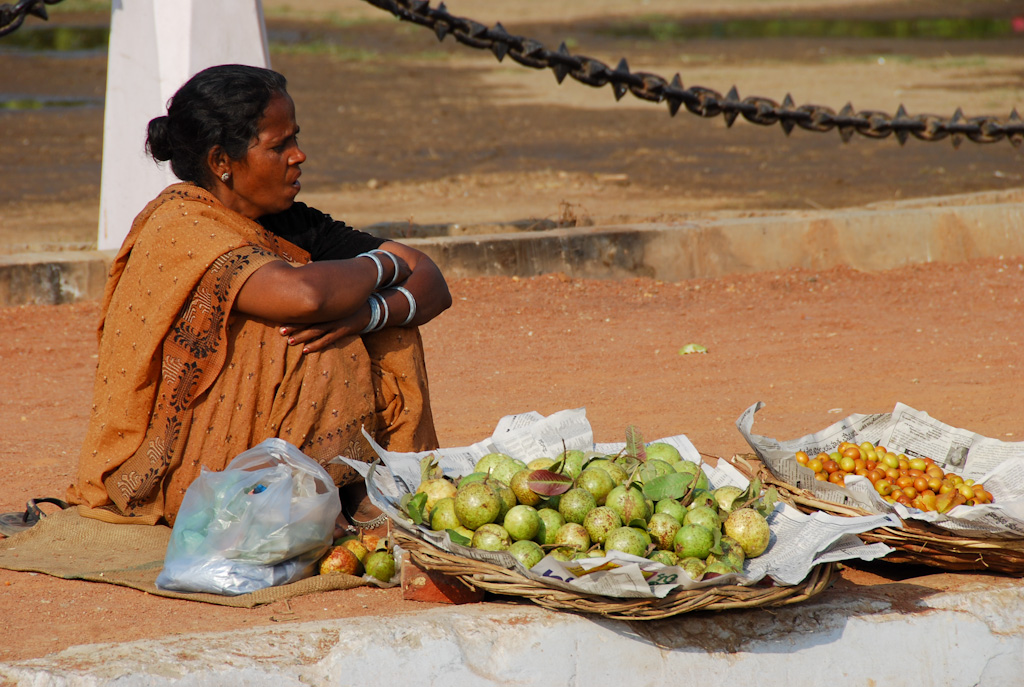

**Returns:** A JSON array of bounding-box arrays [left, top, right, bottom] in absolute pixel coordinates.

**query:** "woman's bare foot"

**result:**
[[339, 480, 389, 538]]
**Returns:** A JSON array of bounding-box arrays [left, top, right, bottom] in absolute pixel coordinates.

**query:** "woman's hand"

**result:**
[[279, 314, 364, 354]]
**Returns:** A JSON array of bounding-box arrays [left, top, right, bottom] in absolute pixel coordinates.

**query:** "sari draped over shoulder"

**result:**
[[69, 184, 438, 525]]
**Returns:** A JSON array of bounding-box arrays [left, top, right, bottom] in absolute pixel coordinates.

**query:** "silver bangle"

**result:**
[[392, 285, 417, 326], [360, 295, 381, 334], [372, 292, 390, 331], [358, 252, 384, 290], [373, 250, 401, 289]]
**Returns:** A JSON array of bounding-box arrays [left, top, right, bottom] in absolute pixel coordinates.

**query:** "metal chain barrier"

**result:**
[[360, 0, 1024, 148], [0, 0, 62, 37], [4, 0, 1021, 147]]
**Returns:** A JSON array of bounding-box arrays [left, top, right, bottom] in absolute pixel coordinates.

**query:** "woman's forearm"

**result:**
[[235, 253, 404, 322]]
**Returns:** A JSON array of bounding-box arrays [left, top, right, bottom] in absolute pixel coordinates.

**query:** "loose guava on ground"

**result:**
[[364, 551, 397, 582]]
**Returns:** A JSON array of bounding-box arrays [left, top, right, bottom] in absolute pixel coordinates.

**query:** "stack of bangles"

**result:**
[[358, 250, 417, 334]]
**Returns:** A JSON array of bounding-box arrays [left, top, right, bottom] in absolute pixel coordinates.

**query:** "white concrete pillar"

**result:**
[[97, 0, 270, 251]]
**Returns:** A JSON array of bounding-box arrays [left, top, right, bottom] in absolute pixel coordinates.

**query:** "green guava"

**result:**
[[558, 487, 597, 525], [582, 506, 622, 545], [454, 481, 500, 530], [503, 504, 541, 541]]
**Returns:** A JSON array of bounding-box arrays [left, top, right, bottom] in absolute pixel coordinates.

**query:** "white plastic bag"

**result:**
[[155, 438, 341, 595]]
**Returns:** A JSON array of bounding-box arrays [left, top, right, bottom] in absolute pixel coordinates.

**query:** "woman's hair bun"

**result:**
[[145, 115, 174, 162]]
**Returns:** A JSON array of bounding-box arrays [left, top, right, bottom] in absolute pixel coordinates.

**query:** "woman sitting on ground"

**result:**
[[68, 64, 451, 530]]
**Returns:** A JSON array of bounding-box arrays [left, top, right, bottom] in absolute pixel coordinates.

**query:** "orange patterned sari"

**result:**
[[69, 184, 438, 525]]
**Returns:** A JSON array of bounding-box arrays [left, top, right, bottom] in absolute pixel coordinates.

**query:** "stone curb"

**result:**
[[2, 191, 1022, 307], [2, 581, 1024, 686]]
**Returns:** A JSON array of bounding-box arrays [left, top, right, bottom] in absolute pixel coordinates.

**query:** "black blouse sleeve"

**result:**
[[257, 202, 386, 261]]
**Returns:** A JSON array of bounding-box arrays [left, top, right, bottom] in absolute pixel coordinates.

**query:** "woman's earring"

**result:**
[[221, 172, 231, 182]]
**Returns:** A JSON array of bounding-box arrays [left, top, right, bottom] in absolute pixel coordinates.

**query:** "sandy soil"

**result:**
[[0, 0, 1023, 666]]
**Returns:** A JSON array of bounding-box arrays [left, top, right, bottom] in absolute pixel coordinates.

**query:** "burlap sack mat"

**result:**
[[0, 508, 366, 607]]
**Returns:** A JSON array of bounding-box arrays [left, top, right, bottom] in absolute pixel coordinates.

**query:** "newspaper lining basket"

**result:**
[[729, 453, 1024, 576], [395, 530, 837, 620]]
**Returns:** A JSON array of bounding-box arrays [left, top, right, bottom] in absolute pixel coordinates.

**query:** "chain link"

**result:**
[[0, 0, 62, 38], [362, 0, 1024, 148]]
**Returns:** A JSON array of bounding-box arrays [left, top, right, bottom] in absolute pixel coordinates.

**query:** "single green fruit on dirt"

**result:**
[[430, 496, 461, 531], [509, 469, 542, 507], [534, 507, 565, 546], [364, 550, 397, 582], [673, 523, 714, 560], [724, 507, 771, 557], [645, 442, 683, 464], [553, 522, 592, 551], [509, 539, 545, 569], [558, 487, 597, 525], [503, 504, 541, 542], [490, 457, 529, 485], [646, 512, 682, 550], [576, 467, 616, 505], [604, 526, 649, 557], [583, 506, 622, 545], [471, 522, 512, 551], [454, 481, 501, 530], [475, 452, 513, 475]]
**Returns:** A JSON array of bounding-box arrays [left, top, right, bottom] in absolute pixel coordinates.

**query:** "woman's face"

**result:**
[[221, 92, 306, 219]]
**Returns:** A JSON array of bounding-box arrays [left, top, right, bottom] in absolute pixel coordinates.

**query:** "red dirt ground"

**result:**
[[2, 258, 1022, 662]]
